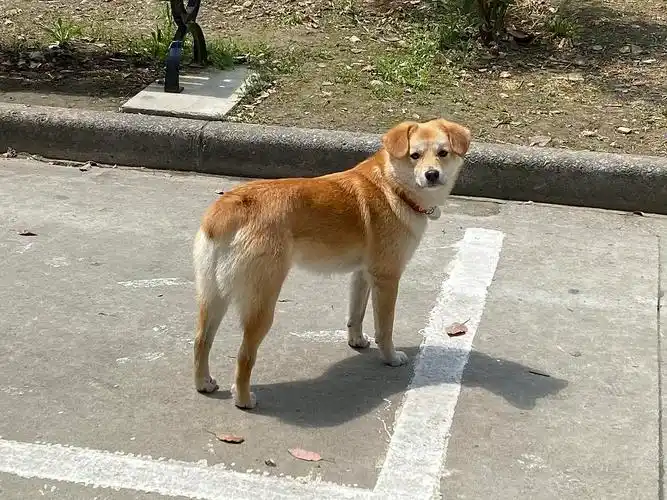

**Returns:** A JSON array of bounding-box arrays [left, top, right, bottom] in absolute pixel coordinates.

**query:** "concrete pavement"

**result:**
[[0, 157, 664, 499]]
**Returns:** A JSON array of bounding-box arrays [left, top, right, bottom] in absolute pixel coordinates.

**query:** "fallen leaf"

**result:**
[[288, 448, 321, 462], [18, 230, 37, 236], [616, 126, 632, 134], [506, 28, 534, 44], [217, 434, 245, 444], [445, 322, 469, 337], [529, 135, 552, 147]]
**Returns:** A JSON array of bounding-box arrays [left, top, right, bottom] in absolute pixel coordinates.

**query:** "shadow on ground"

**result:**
[[205, 346, 568, 427], [0, 43, 159, 100], [468, 2, 667, 103]]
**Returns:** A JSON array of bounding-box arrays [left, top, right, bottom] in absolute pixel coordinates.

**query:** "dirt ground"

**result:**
[[0, 0, 665, 156]]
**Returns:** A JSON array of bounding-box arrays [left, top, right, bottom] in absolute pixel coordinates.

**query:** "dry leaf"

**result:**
[[217, 434, 245, 444], [529, 135, 552, 147], [445, 322, 468, 337], [288, 448, 321, 462]]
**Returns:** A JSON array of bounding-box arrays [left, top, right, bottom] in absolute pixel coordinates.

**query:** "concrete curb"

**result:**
[[2, 102, 666, 214]]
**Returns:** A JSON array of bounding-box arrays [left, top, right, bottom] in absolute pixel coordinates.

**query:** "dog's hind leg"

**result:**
[[231, 257, 288, 409], [347, 270, 371, 348], [193, 229, 229, 393], [194, 294, 229, 393]]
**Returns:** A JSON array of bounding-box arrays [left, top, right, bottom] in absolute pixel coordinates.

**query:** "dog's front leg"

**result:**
[[347, 270, 371, 348], [370, 274, 408, 366]]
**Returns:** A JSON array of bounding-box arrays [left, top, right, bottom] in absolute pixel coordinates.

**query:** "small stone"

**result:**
[[321, 81, 334, 86], [317, 63, 326, 68], [242, 0, 252, 6], [2, 147, 17, 158], [370, 80, 383, 86], [265, 459, 276, 467], [616, 126, 632, 134], [499, 71, 511, 78], [348, 35, 361, 43], [581, 130, 597, 137], [499, 92, 509, 98], [591, 45, 603, 51], [567, 73, 584, 81]]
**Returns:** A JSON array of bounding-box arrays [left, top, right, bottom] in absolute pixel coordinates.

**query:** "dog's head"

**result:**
[[381, 118, 471, 192]]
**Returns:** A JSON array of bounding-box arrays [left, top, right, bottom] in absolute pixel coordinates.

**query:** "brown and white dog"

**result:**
[[192, 118, 471, 409]]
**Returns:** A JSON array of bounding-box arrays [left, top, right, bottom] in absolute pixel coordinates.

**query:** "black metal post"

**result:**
[[163, 0, 208, 93]]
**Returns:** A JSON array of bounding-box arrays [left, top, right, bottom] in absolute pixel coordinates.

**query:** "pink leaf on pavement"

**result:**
[[288, 448, 321, 462]]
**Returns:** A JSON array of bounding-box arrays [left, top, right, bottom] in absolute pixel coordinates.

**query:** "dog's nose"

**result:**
[[425, 170, 440, 183]]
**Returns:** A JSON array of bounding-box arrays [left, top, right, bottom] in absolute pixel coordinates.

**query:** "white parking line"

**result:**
[[117, 278, 193, 288], [374, 227, 504, 499], [0, 227, 504, 500]]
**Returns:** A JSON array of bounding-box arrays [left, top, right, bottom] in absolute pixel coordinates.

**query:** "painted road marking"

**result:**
[[0, 439, 365, 500], [288, 329, 348, 343], [374, 227, 504, 499], [117, 278, 193, 288], [0, 227, 504, 500]]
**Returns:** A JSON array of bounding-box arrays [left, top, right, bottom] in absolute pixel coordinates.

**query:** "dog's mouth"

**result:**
[[419, 179, 446, 189]]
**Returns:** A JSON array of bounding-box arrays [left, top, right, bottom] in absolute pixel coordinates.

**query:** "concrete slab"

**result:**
[[120, 66, 253, 120], [0, 157, 665, 500], [441, 203, 661, 499]]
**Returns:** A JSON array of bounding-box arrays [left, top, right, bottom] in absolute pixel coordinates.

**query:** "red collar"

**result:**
[[395, 187, 435, 216]]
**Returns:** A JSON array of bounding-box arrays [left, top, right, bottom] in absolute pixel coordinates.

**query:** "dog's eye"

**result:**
[[437, 150, 449, 157], [410, 152, 421, 160]]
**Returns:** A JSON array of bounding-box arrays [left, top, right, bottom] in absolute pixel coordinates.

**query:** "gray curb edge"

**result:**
[[2, 102, 666, 214]]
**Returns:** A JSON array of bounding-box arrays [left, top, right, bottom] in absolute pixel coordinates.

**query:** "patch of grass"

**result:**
[[42, 17, 83, 45], [373, 30, 442, 91], [546, 15, 579, 39], [130, 4, 173, 59], [329, 0, 363, 25]]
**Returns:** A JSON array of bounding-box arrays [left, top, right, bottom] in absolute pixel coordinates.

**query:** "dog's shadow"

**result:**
[[206, 346, 568, 427]]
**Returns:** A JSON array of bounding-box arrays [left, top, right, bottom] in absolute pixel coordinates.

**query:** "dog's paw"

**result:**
[[196, 375, 219, 393], [348, 333, 371, 349], [384, 350, 409, 367], [231, 384, 257, 409]]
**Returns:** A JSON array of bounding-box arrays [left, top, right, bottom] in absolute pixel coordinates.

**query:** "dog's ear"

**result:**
[[435, 119, 471, 157], [382, 121, 419, 158]]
